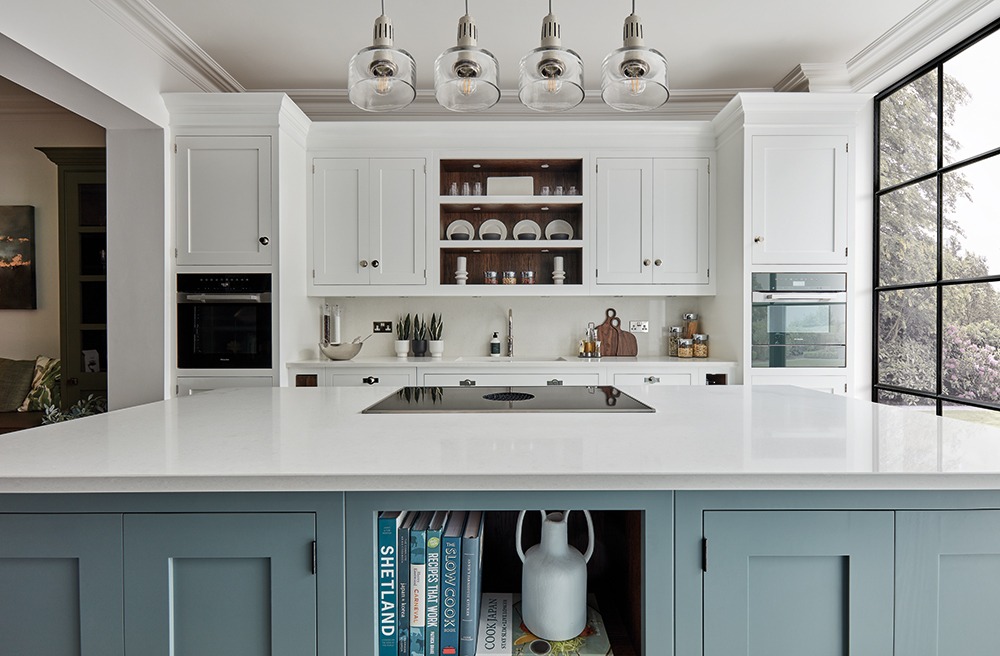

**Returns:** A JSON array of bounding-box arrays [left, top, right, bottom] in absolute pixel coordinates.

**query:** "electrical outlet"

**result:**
[[373, 321, 393, 334], [629, 320, 649, 333]]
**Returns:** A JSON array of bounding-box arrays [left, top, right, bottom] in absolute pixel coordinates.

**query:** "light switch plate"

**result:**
[[629, 320, 649, 333]]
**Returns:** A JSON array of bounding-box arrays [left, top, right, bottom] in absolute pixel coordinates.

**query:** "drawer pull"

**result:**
[[645, 376, 660, 384], [362, 376, 379, 385], [459, 379, 477, 387], [546, 379, 564, 386]]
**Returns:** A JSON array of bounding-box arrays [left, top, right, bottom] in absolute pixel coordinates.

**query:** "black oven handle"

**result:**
[[752, 292, 846, 303], [178, 293, 272, 303]]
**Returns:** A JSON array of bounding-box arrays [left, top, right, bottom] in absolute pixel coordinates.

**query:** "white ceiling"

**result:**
[[148, 0, 927, 94]]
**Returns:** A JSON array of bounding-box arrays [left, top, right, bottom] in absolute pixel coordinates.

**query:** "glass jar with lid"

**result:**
[[667, 326, 683, 357], [677, 338, 694, 358], [682, 312, 699, 338], [693, 333, 709, 358]]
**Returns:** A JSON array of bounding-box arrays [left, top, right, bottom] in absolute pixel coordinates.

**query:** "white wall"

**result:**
[[0, 84, 105, 360], [305, 296, 707, 361]]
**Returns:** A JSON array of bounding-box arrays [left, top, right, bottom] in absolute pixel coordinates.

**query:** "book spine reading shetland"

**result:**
[[459, 511, 485, 656], [425, 510, 450, 656], [440, 512, 468, 656], [397, 512, 416, 656], [378, 511, 409, 656], [409, 512, 432, 656]]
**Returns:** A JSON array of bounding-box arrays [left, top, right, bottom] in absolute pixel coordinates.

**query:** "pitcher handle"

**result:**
[[516, 510, 547, 563], [567, 509, 595, 563]]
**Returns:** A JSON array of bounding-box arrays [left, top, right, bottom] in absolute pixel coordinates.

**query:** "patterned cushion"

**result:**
[[0, 358, 36, 412], [17, 356, 61, 412]]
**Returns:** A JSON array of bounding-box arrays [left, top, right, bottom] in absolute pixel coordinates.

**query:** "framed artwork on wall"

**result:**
[[0, 206, 37, 309]]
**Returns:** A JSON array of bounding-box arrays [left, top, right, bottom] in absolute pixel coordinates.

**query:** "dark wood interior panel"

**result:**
[[440, 248, 583, 286]]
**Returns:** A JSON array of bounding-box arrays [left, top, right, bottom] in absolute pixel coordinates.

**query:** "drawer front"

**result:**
[[613, 372, 692, 386], [328, 371, 415, 387], [422, 373, 601, 387]]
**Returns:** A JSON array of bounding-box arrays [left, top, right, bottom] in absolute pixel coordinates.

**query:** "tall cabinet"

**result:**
[[38, 147, 107, 407]]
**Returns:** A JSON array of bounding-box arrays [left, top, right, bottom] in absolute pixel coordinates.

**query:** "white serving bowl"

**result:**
[[319, 342, 362, 361]]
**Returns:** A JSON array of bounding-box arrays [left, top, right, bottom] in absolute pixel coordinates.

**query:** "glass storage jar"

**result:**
[[484, 270, 498, 284], [502, 271, 517, 285], [682, 313, 699, 339], [677, 338, 694, 358], [667, 326, 683, 357], [693, 334, 709, 358]]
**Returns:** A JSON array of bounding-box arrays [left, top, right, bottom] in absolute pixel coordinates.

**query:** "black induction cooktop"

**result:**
[[361, 385, 655, 414]]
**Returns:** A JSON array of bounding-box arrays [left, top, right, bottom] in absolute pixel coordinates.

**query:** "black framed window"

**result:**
[[874, 18, 1000, 427]]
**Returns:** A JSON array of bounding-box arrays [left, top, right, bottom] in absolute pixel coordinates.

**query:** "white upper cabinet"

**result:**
[[750, 134, 849, 265], [596, 157, 710, 286], [175, 135, 272, 266], [312, 158, 426, 286]]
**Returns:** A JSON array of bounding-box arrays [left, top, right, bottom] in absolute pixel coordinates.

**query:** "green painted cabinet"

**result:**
[[124, 513, 317, 656], [0, 513, 124, 656], [896, 510, 1000, 655], [702, 510, 894, 656]]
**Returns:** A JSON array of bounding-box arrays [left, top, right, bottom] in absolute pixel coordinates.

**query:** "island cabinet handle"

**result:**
[[546, 379, 564, 386], [645, 376, 660, 384], [459, 379, 476, 387], [362, 376, 379, 385]]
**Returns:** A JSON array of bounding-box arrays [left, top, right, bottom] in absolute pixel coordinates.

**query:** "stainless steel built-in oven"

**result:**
[[176, 273, 272, 369], [751, 272, 847, 368]]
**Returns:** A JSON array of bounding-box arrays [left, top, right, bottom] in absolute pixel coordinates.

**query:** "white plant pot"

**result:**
[[428, 340, 445, 358], [394, 340, 410, 358]]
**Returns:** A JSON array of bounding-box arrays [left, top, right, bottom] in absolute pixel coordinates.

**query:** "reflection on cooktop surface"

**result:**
[[361, 386, 655, 414]]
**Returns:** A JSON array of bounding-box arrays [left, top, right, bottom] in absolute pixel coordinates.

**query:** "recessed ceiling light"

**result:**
[[541, 206, 550, 211], [472, 164, 482, 168], [473, 206, 482, 211], [540, 163, 550, 168]]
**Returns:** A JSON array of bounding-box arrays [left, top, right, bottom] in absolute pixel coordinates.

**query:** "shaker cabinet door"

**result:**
[[703, 510, 893, 656], [370, 158, 426, 285], [175, 135, 273, 266], [313, 158, 370, 285], [652, 158, 710, 284], [595, 158, 653, 284], [750, 134, 849, 265]]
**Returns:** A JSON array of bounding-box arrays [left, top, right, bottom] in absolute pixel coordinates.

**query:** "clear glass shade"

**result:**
[[601, 46, 669, 112], [434, 46, 501, 112], [348, 46, 417, 112], [518, 46, 585, 112]]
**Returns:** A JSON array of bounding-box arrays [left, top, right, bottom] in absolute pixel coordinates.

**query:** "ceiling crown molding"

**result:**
[[846, 0, 998, 91], [281, 88, 755, 122], [89, 0, 244, 92], [774, 64, 852, 93]]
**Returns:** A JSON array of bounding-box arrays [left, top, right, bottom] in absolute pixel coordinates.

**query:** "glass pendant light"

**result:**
[[601, 0, 669, 112], [434, 1, 500, 112], [348, 0, 416, 112], [518, 0, 584, 112]]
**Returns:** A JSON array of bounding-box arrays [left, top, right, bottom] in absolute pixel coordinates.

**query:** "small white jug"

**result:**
[[516, 509, 594, 641]]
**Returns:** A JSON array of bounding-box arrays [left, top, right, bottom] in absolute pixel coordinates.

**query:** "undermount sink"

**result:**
[[454, 356, 570, 363]]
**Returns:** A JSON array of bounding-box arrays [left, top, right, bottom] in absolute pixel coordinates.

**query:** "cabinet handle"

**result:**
[[754, 236, 763, 243], [546, 378, 564, 386], [643, 259, 651, 266], [258, 236, 269, 246], [645, 375, 660, 384], [459, 379, 477, 387], [654, 259, 662, 267], [362, 376, 379, 385], [371, 259, 380, 268], [360, 260, 368, 268]]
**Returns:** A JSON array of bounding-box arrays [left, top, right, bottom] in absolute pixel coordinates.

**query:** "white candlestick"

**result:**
[[456, 256, 467, 272], [554, 256, 564, 271]]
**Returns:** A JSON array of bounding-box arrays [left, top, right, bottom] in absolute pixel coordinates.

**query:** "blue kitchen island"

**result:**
[[2, 385, 999, 655]]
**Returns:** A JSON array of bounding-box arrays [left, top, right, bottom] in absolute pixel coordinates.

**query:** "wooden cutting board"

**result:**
[[612, 316, 638, 357], [595, 308, 619, 357]]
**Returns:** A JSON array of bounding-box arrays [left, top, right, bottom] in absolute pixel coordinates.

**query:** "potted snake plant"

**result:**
[[428, 313, 444, 358], [411, 314, 428, 357], [394, 314, 411, 358]]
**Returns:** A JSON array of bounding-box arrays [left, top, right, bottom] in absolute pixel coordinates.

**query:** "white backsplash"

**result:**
[[303, 297, 706, 360]]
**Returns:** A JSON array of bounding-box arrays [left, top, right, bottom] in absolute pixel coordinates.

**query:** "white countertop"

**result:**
[[288, 355, 736, 368], [2, 385, 1000, 493]]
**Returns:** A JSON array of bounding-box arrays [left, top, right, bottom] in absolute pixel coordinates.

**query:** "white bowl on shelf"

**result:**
[[319, 342, 362, 361]]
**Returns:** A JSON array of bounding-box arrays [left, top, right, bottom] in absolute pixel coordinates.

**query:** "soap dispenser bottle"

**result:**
[[490, 332, 501, 357]]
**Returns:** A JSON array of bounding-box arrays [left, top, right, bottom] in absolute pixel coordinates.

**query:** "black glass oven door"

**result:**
[[177, 302, 271, 369]]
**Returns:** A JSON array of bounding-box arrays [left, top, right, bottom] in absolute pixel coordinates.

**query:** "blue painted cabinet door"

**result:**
[[896, 510, 1000, 655], [703, 510, 894, 656], [0, 513, 124, 656], [123, 513, 317, 656]]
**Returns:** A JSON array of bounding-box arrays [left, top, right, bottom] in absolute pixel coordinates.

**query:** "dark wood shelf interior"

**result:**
[[440, 159, 583, 197], [440, 248, 582, 286], [440, 206, 582, 241]]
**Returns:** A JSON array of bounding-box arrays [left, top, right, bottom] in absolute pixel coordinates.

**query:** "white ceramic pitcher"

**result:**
[[516, 509, 594, 641]]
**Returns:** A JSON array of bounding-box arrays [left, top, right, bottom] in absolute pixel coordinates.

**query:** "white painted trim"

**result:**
[[90, 0, 244, 92], [775, 64, 852, 93]]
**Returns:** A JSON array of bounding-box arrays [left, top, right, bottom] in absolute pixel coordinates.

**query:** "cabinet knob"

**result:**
[[371, 259, 380, 268], [643, 259, 651, 266], [459, 379, 477, 387], [258, 236, 269, 246], [362, 376, 379, 385], [645, 375, 660, 384], [654, 259, 662, 267], [360, 260, 368, 268], [754, 236, 763, 243]]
